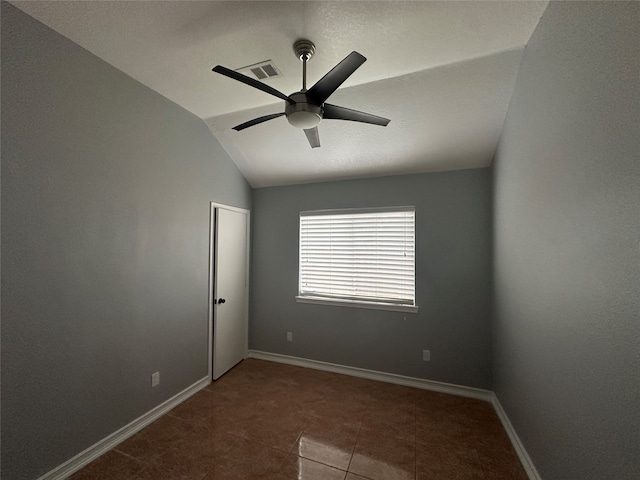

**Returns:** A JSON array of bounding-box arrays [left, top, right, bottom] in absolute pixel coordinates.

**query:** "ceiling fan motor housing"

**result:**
[[285, 92, 322, 129]]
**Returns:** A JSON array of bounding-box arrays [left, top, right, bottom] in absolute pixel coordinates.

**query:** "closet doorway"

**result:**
[[208, 203, 250, 380]]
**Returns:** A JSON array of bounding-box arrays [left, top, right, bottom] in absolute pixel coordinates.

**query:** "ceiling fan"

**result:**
[[212, 39, 390, 148]]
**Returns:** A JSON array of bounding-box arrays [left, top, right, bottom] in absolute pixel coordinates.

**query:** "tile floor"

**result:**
[[70, 359, 527, 480]]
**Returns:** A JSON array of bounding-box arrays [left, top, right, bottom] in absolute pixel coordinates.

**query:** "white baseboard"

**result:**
[[247, 350, 541, 480], [491, 393, 542, 480], [247, 350, 493, 402], [37, 376, 210, 480]]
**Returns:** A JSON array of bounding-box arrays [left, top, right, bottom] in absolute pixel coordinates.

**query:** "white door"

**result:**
[[211, 205, 249, 380]]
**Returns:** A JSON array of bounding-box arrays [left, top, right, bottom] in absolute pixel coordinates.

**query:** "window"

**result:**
[[297, 207, 417, 312]]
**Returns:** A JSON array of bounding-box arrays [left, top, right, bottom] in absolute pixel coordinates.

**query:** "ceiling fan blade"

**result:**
[[323, 103, 390, 126], [304, 127, 320, 148], [306, 51, 366, 105], [213, 66, 292, 102], [232, 112, 285, 131]]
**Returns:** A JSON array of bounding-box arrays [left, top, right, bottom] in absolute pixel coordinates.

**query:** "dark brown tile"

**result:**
[[220, 402, 308, 452], [367, 382, 416, 408], [361, 401, 415, 441], [202, 437, 288, 480], [149, 427, 236, 480], [116, 414, 194, 462], [416, 444, 485, 480], [345, 474, 374, 480], [476, 448, 529, 480], [70, 360, 527, 480], [168, 388, 234, 425], [275, 455, 347, 480], [255, 380, 329, 412], [293, 416, 361, 470], [305, 394, 370, 422], [349, 431, 416, 480], [68, 449, 162, 480]]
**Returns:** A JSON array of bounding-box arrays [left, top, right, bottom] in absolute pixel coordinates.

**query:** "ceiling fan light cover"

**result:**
[[287, 110, 322, 129]]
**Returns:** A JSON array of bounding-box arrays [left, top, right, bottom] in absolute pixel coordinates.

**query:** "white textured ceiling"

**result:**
[[12, 1, 548, 187]]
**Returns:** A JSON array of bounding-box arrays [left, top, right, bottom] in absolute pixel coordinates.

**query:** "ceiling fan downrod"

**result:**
[[286, 39, 322, 129], [293, 39, 315, 92]]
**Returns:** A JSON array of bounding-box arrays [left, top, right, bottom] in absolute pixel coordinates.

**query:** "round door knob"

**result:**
[[218, 298, 226, 304]]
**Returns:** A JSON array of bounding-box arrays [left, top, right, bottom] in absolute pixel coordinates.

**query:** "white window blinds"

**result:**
[[299, 208, 415, 306]]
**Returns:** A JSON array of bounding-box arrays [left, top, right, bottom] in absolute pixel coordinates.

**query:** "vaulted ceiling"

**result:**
[[12, 1, 548, 187]]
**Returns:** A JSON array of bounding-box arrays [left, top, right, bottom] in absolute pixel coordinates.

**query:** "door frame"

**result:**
[[207, 202, 251, 381]]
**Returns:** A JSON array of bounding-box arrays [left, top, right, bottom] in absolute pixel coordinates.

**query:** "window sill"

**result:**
[[295, 296, 419, 313]]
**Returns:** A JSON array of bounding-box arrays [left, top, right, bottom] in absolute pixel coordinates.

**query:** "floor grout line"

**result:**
[[345, 408, 365, 476], [111, 448, 149, 465]]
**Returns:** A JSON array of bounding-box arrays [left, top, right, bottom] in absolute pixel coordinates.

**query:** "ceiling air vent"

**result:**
[[236, 60, 282, 81]]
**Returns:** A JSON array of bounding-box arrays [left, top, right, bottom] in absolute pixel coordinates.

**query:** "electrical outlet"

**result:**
[[422, 350, 430, 362], [286, 331, 293, 342], [151, 372, 160, 387]]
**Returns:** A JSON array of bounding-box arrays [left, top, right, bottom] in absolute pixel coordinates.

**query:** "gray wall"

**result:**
[[492, 2, 639, 479], [251, 169, 493, 389], [1, 4, 251, 479]]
